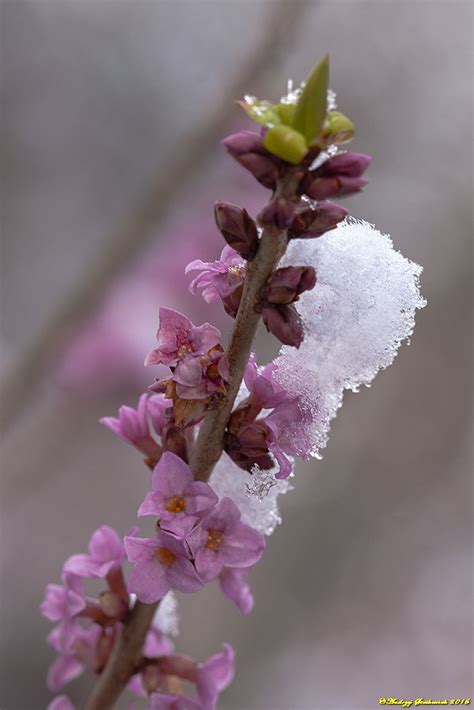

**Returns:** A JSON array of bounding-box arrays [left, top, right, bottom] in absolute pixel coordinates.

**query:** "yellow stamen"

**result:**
[[165, 495, 186, 513], [206, 529, 223, 550], [155, 547, 176, 565]]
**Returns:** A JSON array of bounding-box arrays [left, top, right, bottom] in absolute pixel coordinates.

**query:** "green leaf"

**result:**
[[274, 103, 296, 125], [263, 125, 308, 164], [238, 99, 282, 128], [291, 55, 329, 143], [324, 111, 355, 144]]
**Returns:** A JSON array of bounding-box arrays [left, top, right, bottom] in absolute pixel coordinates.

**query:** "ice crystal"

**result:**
[[209, 457, 292, 536], [153, 591, 179, 637], [276, 218, 426, 457]]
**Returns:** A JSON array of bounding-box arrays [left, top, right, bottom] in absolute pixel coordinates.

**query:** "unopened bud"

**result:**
[[262, 304, 304, 348], [301, 151, 372, 200], [318, 152, 372, 177], [222, 283, 243, 319], [214, 201, 259, 260], [222, 131, 280, 189], [263, 266, 316, 305], [302, 174, 368, 201], [289, 200, 348, 239], [257, 198, 294, 233]]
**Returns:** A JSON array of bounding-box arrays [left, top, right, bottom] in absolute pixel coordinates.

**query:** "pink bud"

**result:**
[[222, 131, 281, 189], [263, 266, 316, 305], [257, 198, 294, 232], [262, 304, 304, 347], [318, 151, 372, 177], [289, 200, 348, 239], [214, 201, 259, 260], [301, 151, 372, 200]]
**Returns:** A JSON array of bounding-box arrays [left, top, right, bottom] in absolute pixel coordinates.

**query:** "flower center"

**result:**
[[227, 264, 244, 276], [155, 547, 177, 565], [177, 343, 192, 357], [165, 495, 186, 513], [206, 529, 223, 550]]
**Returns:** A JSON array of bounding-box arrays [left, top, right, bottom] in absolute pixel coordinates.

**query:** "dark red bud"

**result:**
[[225, 419, 273, 472], [317, 152, 372, 177], [163, 425, 189, 462], [222, 131, 281, 189], [301, 151, 371, 201], [214, 201, 259, 260], [262, 304, 304, 348], [302, 175, 368, 201], [222, 283, 243, 318], [263, 266, 316, 305], [289, 200, 348, 239], [257, 198, 295, 233]]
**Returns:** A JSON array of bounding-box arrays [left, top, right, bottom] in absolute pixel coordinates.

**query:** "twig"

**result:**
[[0, 0, 312, 434]]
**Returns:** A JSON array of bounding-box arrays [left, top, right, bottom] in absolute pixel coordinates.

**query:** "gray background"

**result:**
[[1, 1, 472, 708]]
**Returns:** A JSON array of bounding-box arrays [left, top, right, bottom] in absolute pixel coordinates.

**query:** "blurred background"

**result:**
[[1, 1, 472, 708]]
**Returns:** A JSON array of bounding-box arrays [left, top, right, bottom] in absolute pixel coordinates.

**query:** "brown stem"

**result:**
[[84, 156, 301, 710], [85, 600, 158, 710]]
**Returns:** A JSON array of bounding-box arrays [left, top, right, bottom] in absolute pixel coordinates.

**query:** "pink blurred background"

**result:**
[[1, 1, 472, 708]]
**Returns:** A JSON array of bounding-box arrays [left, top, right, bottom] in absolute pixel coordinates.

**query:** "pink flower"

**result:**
[[185, 245, 246, 304], [46, 623, 106, 691], [41, 573, 85, 624], [145, 308, 221, 367], [196, 643, 234, 709], [100, 393, 165, 460], [244, 353, 289, 409], [172, 346, 229, 401], [265, 399, 312, 479], [125, 532, 203, 603], [63, 525, 125, 579], [138, 452, 218, 538], [186, 498, 265, 583], [145, 643, 234, 710], [218, 567, 254, 614]]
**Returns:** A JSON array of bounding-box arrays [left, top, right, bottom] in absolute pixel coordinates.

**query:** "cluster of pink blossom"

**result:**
[[41, 524, 235, 709], [40, 57, 392, 709]]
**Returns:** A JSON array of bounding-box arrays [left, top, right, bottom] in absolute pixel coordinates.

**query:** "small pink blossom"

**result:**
[[125, 532, 203, 603], [172, 346, 229, 401], [185, 246, 245, 303], [100, 393, 164, 460], [138, 452, 218, 538], [145, 308, 221, 367], [186, 498, 265, 583], [46, 623, 105, 691], [63, 525, 125, 579], [41, 573, 85, 624], [244, 353, 289, 409]]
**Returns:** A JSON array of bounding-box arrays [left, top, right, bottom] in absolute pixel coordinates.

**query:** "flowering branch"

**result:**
[[190, 171, 301, 481], [41, 55, 425, 710]]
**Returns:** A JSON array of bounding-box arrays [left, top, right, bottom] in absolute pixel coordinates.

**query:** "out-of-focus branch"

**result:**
[[0, 0, 312, 434]]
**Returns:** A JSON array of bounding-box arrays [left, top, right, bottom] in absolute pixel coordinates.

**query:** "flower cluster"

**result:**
[[146, 308, 229, 426], [41, 55, 424, 710], [41, 525, 235, 709], [128, 452, 265, 609], [224, 353, 312, 479]]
